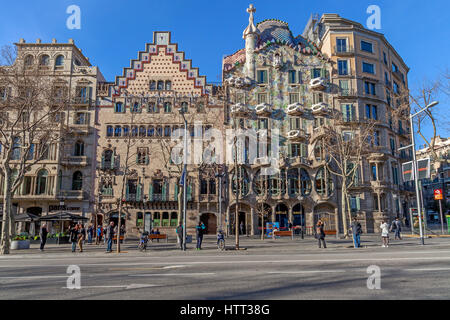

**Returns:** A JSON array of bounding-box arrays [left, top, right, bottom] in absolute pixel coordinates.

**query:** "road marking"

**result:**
[[61, 283, 158, 290], [404, 268, 450, 272], [266, 270, 346, 274], [0, 275, 68, 280], [129, 272, 215, 277]]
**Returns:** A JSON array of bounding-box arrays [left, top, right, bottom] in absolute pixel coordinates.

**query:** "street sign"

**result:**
[[417, 158, 431, 180], [434, 189, 444, 200], [402, 162, 414, 181]]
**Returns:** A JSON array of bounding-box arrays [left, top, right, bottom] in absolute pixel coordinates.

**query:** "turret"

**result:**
[[242, 4, 259, 80]]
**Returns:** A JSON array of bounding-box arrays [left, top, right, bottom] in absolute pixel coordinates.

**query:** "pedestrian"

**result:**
[[39, 223, 48, 252], [78, 223, 85, 252], [96, 225, 103, 244], [196, 221, 206, 250], [176, 222, 184, 250], [288, 220, 293, 232], [315, 219, 327, 248], [240, 221, 244, 235], [120, 224, 126, 244], [155, 228, 160, 243], [390, 217, 403, 240], [350, 217, 363, 248], [69, 224, 79, 253], [105, 221, 115, 253], [87, 224, 94, 244], [380, 219, 390, 247]]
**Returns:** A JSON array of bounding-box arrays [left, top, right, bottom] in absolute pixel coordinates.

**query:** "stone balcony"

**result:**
[[58, 190, 85, 200], [61, 156, 89, 167]]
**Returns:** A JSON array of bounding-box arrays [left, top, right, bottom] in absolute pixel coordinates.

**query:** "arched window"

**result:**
[[147, 126, 154, 137], [231, 167, 250, 197], [36, 169, 48, 195], [40, 55, 49, 66], [114, 126, 122, 137], [181, 101, 188, 113], [157, 81, 164, 90], [131, 126, 138, 137], [300, 168, 312, 196], [139, 126, 146, 137], [164, 102, 172, 113], [106, 125, 113, 137], [74, 141, 84, 156], [123, 126, 129, 136], [24, 55, 34, 66], [165, 81, 172, 91], [115, 102, 124, 113], [55, 55, 64, 67], [149, 81, 156, 90], [269, 169, 286, 196], [253, 169, 268, 196], [72, 171, 83, 190]]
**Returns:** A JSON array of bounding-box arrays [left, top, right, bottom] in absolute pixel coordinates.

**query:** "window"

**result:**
[[374, 131, 380, 146], [257, 118, 268, 130], [392, 63, 399, 73], [55, 55, 64, 67], [164, 102, 172, 113], [372, 105, 378, 120], [289, 117, 301, 130], [24, 55, 34, 66], [362, 62, 375, 74], [75, 112, 88, 125], [114, 126, 122, 137], [385, 72, 389, 85], [123, 126, 129, 136], [257, 70, 267, 84], [341, 104, 354, 122], [383, 52, 387, 65], [139, 126, 146, 137], [39, 55, 50, 66], [114, 102, 124, 113], [180, 102, 188, 113], [366, 105, 378, 120], [371, 165, 377, 181], [361, 40, 373, 53], [393, 81, 400, 94], [27, 144, 35, 160], [390, 137, 396, 155], [200, 179, 208, 194], [147, 102, 158, 113], [311, 68, 321, 79], [149, 81, 156, 90], [147, 126, 154, 137], [289, 93, 299, 104], [131, 126, 138, 137], [74, 141, 84, 156], [386, 89, 391, 106], [136, 147, 149, 165], [350, 196, 361, 213], [339, 80, 349, 95], [165, 80, 172, 91], [257, 93, 267, 104], [136, 212, 143, 227], [72, 171, 83, 190], [36, 169, 48, 195], [106, 126, 113, 137], [392, 165, 399, 185], [131, 102, 141, 113], [343, 131, 353, 141], [336, 38, 347, 52], [364, 81, 376, 95], [288, 70, 297, 84], [315, 167, 334, 196], [338, 60, 348, 75], [157, 80, 164, 90], [164, 126, 171, 137], [156, 126, 162, 137]]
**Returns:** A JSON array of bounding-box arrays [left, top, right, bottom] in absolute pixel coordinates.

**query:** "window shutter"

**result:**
[[187, 184, 192, 201], [356, 197, 361, 211], [341, 105, 348, 122], [136, 153, 139, 164], [145, 155, 149, 165], [101, 154, 105, 169], [136, 184, 142, 202], [288, 144, 292, 157], [320, 68, 326, 79], [126, 184, 129, 201], [162, 181, 167, 201], [301, 144, 307, 158], [111, 150, 115, 169], [88, 87, 92, 102], [149, 184, 153, 202], [174, 183, 178, 201]]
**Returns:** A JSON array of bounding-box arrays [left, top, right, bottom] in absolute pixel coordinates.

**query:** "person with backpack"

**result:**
[[350, 217, 363, 248], [390, 217, 403, 240], [315, 219, 326, 249], [196, 222, 206, 250], [176, 223, 184, 250], [87, 224, 94, 244], [69, 224, 79, 253]]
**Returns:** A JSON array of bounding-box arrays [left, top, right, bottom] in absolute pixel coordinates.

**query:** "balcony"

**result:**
[[286, 103, 304, 116], [61, 156, 89, 167], [336, 88, 357, 98], [309, 78, 326, 91], [290, 156, 311, 166], [255, 103, 272, 116], [58, 190, 85, 200], [230, 103, 251, 117], [370, 180, 389, 189], [311, 102, 329, 115], [73, 97, 93, 106], [70, 124, 91, 134], [310, 126, 327, 142], [287, 129, 309, 142], [333, 46, 355, 56], [199, 194, 218, 202]]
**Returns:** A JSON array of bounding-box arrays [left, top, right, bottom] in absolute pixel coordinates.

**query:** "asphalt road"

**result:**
[[1, 235, 449, 300]]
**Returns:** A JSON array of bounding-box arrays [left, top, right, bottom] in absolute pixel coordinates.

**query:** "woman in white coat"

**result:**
[[380, 219, 390, 247]]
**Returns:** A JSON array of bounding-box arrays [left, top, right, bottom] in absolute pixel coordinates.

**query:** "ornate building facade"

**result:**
[[0, 38, 104, 234]]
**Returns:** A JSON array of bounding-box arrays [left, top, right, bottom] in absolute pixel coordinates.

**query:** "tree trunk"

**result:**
[[261, 213, 264, 241], [341, 186, 348, 238], [0, 173, 12, 255], [177, 184, 183, 244]]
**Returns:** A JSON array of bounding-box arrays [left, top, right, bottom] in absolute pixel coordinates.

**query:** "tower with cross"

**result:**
[[243, 4, 259, 80]]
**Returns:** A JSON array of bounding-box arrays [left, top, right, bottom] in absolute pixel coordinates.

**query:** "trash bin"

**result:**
[[446, 216, 450, 235]]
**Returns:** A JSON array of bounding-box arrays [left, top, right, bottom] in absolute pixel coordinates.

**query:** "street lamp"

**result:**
[[400, 101, 439, 245], [178, 101, 188, 251]]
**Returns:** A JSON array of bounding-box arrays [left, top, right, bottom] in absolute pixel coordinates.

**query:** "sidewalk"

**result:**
[[3, 233, 449, 259]]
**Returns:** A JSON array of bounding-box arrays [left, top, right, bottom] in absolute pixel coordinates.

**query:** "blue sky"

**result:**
[[0, 0, 448, 142]]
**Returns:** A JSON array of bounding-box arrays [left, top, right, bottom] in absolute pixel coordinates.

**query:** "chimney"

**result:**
[[36, 38, 41, 44], [19, 38, 25, 44], [52, 38, 57, 44], [68, 39, 74, 44]]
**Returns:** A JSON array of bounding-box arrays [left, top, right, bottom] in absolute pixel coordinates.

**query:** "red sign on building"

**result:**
[[434, 189, 444, 200]]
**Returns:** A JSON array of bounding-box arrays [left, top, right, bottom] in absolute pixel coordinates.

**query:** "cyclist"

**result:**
[[217, 229, 225, 250]]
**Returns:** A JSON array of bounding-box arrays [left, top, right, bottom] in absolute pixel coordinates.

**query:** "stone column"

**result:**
[[250, 207, 255, 236], [271, 206, 276, 223], [334, 207, 340, 239]]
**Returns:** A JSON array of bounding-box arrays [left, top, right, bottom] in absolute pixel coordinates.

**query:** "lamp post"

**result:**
[[58, 199, 64, 245], [178, 101, 188, 251], [400, 101, 439, 245]]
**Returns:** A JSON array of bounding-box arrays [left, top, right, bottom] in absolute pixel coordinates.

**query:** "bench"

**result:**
[[273, 230, 294, 239], [149, 234, 168, 243], [112, 235, 124, 243]]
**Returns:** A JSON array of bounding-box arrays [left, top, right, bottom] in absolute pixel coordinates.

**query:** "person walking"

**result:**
[[105, 221, 115, 253], [240, 221, 244, 235], [87, 224, 93, 244], [96, 225, 103, 245], [77, 223, 85, 252], [316, 219, 327, 248], [39, 223, 48, 252], [196, 222, 206, 250], [69, 224, 79, 253], [350, 217, 363, 248], [380, 219, 390, 247], [390, 217, 403, 240], [176, 222, 184, 250], [120, 224, 126, 244]]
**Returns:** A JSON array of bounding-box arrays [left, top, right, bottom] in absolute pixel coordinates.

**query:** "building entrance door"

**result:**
[[200, 213, 217, 235]]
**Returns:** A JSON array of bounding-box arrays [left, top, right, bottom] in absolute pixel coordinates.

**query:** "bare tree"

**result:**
[[0, 45, 68, 254], [320, 109, 375, 238]]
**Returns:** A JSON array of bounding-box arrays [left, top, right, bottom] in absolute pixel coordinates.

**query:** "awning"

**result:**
[[38, 212, 89, 221], [0, 212, 39, 222]]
